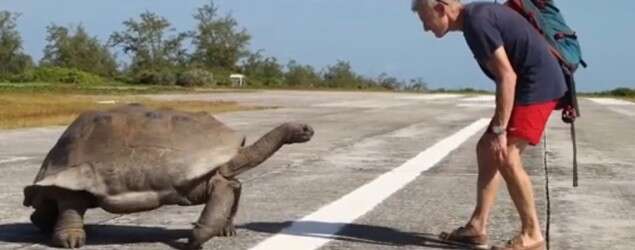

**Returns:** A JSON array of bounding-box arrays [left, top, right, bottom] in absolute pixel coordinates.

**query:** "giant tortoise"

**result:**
[[23, 104, 314, 249]]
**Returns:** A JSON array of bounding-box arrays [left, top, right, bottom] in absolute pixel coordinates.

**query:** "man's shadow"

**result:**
[[238, 221, 466, 249], [0, 221, 467, 249]]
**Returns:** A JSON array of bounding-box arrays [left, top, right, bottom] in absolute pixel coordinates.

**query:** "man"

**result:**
[[411, 0, 567, 249]]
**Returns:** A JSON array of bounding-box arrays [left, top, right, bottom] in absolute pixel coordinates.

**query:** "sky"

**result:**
[[1, 0, 633, 92]]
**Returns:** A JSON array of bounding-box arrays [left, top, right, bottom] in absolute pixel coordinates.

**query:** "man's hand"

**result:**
[[489, 133, 508, 163]]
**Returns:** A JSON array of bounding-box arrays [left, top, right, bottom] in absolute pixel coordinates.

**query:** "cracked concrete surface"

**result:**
[[0, 91, 632, 250]]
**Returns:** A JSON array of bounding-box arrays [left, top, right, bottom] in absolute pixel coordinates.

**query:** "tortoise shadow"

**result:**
[[0, 223, 190, 249], [238, 220, 467, 249], [1, 221, 470, 249]]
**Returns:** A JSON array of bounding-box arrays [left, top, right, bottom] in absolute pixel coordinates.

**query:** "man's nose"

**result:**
[[423, 24, 430, 32]]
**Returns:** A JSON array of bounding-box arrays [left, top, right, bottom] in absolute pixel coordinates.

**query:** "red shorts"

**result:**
[[508, 99, 558, 145]]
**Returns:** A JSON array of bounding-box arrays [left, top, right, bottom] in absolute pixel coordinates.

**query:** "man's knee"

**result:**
[[476, 133, 496, 155], [477, 134, 515, 167], [476, 134, 500, 170], [498, 138, 528, 172]]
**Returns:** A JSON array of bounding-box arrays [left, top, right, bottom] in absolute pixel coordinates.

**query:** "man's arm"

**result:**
[[487, 46, 517, 130]]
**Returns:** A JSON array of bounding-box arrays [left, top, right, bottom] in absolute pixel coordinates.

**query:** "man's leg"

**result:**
[[497, 136, 544, 246], [441, 132, 504, 248], [466, 133, 504, 235]]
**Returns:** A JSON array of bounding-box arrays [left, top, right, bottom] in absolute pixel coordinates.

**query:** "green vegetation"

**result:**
[[6, 67, 104, 85], [40, 24, 118, 77], [0, 11, 34, 80], [590, 87, 635, 98], [177, 69, 216, 87], [2, 0, 632, 117], [190, 1, 250, 70], [0, 1, 431, 92], [581, 87, 635, 103], [431, 87, 492, 94], [0, 82, 254, 95]]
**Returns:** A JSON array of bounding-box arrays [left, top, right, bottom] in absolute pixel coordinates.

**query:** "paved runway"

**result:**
[[0, 90, 633, 249]]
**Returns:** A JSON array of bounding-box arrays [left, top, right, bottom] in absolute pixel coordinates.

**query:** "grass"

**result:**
[[0, 82, 258, 95], [0, 92, 268, 130]]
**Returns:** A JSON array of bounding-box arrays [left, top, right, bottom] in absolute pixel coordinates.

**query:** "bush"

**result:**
[[207, 68, 234, 86], [35, 67, 104, 84], [133, 70, 177, 85], [609, 87, 635, 97], [6, 70, 36, 83], [176, 69, 215, 87], [30, 67, 104, 85]]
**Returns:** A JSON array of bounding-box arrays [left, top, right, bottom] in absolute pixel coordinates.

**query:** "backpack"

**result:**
[[502, 0, 587, 187]]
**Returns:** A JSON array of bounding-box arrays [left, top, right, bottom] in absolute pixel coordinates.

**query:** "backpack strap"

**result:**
[[571, 121, 579, 187], [562, 68, 580, 188]]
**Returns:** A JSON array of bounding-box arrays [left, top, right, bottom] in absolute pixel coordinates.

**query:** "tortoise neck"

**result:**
[[219, 125, 288, 177]]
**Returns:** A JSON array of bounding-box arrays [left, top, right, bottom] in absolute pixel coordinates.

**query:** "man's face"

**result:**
[[416, 3, 449, 38]]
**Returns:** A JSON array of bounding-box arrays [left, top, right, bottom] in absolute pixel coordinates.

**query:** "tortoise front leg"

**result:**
[[219, 179, 241, 237], [30, 201, 58, 233], [51, 191, 89, 248], [187, 174, 241, 249]]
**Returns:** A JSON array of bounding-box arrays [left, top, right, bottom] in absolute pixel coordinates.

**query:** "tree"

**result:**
[[0, 11, 33, 79], [110, 11, 188, 73], [405, 77, 428, 92], [285, 60, 321, 87], [191, 0, 251, 70], [241, 50, 283, 86], [377, 72, 401, 90], [356, 75, 381, 89], [322, 60, 358, 88], [40, 24, 117, 77]]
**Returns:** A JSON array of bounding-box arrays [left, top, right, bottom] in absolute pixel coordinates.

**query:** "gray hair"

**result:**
[[411, 0, 457, 12], [411, 0, 435, 12]]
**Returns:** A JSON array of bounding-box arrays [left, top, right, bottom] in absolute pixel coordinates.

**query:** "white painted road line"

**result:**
[[250, 118, 490, 250], [0, 156, 32, 164]]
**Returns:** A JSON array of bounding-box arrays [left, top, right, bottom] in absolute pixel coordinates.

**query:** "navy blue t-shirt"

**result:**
[[463, 2, 566, 105]]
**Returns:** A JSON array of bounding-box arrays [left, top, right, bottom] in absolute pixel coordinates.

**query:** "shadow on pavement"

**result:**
[[0, 223, 190, 249], [2, 221, 473, 249], [239, 220, 467, 249]]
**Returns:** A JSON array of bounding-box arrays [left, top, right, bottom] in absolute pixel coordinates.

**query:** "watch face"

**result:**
[[493, 126, 505, 134]]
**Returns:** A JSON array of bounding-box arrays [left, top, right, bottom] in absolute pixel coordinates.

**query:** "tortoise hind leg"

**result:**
[[187, 174, 240, 249], [30, 201, 58, 233], [51, 190, 90, 249]]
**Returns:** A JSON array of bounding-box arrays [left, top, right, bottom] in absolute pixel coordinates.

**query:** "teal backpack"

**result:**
[[502, 0, 586, 187], [504, 0, 586, 120]]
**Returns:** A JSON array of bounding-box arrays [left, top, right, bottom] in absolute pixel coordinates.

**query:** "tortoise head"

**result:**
[[282, 122, 314, 144]]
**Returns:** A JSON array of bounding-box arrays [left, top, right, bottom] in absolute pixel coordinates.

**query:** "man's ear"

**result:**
[[433, 3, 445, 15]]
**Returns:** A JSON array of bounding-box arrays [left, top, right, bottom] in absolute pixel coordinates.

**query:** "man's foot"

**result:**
[[491, 235, 545, 250], [439, 225, 489, 249]]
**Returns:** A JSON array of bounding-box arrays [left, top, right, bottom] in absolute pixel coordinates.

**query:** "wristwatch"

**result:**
[[489, 125, 507, 135]]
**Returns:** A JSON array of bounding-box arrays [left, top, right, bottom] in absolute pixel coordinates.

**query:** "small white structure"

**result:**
[[230, 74, 246, 87]]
